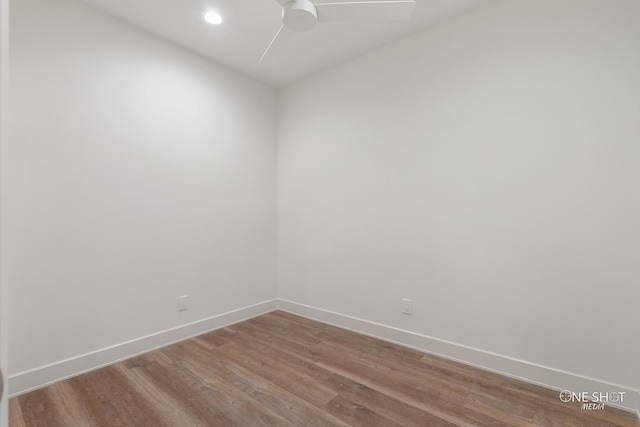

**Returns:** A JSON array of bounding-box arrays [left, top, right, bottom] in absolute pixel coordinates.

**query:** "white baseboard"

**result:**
[[8, 299, 278, 397], [277, 299, 640, 416]]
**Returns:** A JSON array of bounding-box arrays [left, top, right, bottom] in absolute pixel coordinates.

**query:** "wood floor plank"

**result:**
[[321, 372, 459, 427], [218, 342, 339, 407], [43, 381, 103, 427], [217, 325, 334, 384], [315, 358, 514, 427], [316, 337, 596, 426], [231, 317, 325, 362], [8, 397, 26, 427], [9, 311, 640, 427], [16, 387, 74, 427], [312, 340, 471, 406], [324, 393, 405, 427], [122, 362, 238, 426], [145, 348, 294, 427], [206, 356, 349, 426], [65, 364, 168, 426]]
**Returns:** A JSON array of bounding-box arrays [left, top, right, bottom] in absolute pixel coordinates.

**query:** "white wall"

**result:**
[[279, 0, 640, 399], [0, 0, 9, 422], [7, 0, 277, 380]]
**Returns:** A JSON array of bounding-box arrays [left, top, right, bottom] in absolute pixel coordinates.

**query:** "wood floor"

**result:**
[[10, 311, 640, 427]]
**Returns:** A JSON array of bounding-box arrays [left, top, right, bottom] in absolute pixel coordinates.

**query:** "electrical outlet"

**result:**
[[178, 295, 189, 311], [402, 298, 412, 315]]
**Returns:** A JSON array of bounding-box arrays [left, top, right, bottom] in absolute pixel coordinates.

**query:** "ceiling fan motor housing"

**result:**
[[283, 0, 318, 32]]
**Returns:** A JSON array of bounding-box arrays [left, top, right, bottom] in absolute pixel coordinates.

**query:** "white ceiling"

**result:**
[[81, 0, 494, 87]]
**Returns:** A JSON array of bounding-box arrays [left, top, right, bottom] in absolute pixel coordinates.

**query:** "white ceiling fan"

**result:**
[[260, 0, 416, 64]]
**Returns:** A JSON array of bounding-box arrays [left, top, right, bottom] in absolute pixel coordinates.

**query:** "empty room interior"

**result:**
[[0, 0, 639, 425]]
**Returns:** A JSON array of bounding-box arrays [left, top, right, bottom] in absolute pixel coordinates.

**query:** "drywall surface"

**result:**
[[7, 0, 277, 377], [278, 0, 640, 394], [0, 0, 8, 423]]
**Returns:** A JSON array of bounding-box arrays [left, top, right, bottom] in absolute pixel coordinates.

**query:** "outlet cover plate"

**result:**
[[402, 298, 412, 315], [179, 295, 189, 311]]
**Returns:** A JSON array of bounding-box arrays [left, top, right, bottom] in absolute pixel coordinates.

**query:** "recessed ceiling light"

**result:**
[[204, 11, 222, 25]]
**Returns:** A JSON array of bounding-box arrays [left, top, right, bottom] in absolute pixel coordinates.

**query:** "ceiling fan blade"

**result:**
[[259, 25, 296, 64], [315, 1, 415, 22]]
